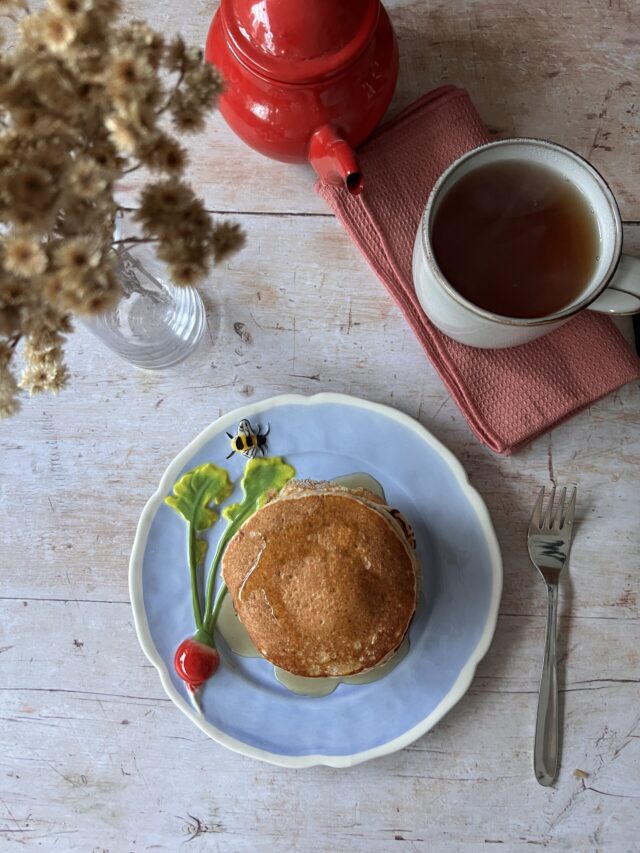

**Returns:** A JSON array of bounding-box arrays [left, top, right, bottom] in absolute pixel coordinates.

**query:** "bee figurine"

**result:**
[[226, 419, 270, 459]]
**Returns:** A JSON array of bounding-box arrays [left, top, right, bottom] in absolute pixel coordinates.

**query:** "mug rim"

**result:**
[[420, 137, 623, 327]]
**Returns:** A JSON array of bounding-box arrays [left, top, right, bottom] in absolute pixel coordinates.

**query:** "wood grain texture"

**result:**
[[117, 0, 640, 218], [1, 1, 639, 850]]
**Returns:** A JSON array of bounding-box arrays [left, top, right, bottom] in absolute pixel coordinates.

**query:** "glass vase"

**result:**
[[82, 243, 206, 370]]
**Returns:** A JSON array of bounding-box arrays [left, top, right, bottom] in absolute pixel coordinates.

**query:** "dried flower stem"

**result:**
[[112, 237, 158, 246], [156, 68, 185, 117]]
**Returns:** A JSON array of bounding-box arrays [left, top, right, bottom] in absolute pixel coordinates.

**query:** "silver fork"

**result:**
[[527, 485, 577, 787]]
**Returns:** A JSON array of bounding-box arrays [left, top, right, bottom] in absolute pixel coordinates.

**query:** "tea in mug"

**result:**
[[431, 160, 599, 319]]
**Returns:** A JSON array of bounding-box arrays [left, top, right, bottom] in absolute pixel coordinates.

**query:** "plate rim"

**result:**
[[129, 392, 503, 768]]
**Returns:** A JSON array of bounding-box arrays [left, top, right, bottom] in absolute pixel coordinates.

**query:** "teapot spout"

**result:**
[[309, 125, 364, 195]]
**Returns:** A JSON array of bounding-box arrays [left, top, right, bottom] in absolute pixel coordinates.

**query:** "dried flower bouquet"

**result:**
[[0, 0, 244, 416]]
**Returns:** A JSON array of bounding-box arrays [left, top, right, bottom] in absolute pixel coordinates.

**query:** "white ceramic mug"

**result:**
[[412, 138, 640, 348]]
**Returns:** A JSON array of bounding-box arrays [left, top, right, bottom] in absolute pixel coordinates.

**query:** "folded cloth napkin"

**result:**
[[315, 85, 640, 454]]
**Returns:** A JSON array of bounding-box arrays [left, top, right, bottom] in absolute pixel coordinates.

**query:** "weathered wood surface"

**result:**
[[120, 0, 640, 219], [1, 0, 639, 850]]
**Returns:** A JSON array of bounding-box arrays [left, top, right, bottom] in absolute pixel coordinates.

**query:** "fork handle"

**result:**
[[534, 583, 559, 786]]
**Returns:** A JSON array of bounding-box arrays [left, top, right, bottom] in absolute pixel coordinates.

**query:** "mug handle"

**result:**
[[588, 254, 640, 315]]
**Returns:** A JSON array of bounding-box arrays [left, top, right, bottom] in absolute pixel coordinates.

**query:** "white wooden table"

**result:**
[[2, 1, 639, 849]]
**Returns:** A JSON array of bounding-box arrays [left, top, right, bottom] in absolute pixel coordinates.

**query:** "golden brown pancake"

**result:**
[[222, 480, 419, 677]]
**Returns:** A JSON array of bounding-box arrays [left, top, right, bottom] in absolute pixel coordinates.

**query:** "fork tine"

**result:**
[[552, 486, 567, 530], [530, 486, 545, 529], [560, 486, 577, 531], [542, 486, 556, 529]]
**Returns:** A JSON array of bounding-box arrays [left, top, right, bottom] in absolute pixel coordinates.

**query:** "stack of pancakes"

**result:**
[[222, 479, 420, 677]]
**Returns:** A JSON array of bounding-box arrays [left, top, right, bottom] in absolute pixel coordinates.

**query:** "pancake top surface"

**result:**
[[222, 491, 418, 677]]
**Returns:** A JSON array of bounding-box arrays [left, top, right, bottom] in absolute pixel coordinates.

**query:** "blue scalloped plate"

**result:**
[[129, 393, 502, 767]]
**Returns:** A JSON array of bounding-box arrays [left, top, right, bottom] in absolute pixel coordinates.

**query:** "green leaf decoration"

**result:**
[[203, 457, 295, 632], [165, 463, 233, 531], [222, 457, 296, 526]]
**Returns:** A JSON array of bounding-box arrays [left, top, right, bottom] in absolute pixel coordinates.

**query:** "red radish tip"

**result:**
[[174, 637, 220, 689]]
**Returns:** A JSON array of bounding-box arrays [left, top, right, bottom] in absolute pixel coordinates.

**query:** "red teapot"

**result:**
[[205, 0, 398, 194]]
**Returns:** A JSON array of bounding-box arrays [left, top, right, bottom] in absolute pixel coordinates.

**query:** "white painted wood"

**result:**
[[118, 0, 640, 219], [1, 0, 640, 849]]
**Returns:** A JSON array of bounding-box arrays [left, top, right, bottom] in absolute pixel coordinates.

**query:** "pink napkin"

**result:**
[[315, 86, 640, 454]]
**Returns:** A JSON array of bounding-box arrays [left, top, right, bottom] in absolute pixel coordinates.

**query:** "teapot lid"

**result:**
[[221, 0, 380, 84]]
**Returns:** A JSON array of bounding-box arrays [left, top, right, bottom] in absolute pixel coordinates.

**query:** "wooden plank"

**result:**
[[2, 217, 638, 611], [623, 221, 640, 255], [114, 0, 640, 218], [6, 3, 639, 217], [1, 600, 638, 850]]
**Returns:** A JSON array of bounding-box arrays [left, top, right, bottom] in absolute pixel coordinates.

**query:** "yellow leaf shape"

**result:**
[[222, 457, 295, 526], [165, 462, 233, 532]]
